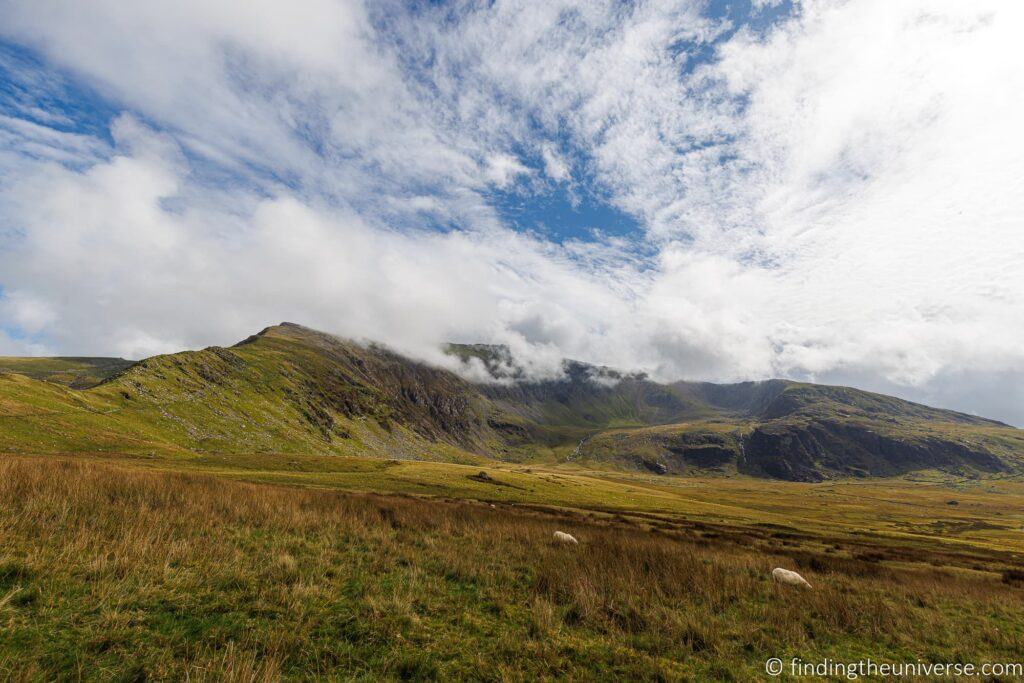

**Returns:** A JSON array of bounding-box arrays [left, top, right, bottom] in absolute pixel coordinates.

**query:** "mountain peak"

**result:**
[[234, 321, 323, 347]]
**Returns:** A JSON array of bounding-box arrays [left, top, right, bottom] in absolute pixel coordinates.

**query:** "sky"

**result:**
[[0, 0, 1022, 424]]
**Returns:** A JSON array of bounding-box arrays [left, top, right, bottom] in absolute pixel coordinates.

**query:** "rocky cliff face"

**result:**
[[741, 420, 1007, 481], [234, 323, 490, 448], [472, 359, 1022, 480]]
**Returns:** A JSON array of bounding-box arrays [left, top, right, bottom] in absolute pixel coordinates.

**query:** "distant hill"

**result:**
[[0, 323, 1020, 480], [0, 356, 134, 388]]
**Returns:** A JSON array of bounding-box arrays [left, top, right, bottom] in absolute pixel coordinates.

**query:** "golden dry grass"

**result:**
[[1, 456, 1023, 680]]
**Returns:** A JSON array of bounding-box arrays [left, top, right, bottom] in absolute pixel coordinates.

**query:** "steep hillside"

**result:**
[[574, 381, 1022, 480], [448, 345, 1022, 479], [480, 372, 718, 447], [0, 324, 493, 463], [452, 343, 721, 444], [0, 323, 1021, 480]]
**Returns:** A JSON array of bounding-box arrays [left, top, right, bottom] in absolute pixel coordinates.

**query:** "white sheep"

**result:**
[[772, 567, 811, 588], [553, 531, 579, 545]]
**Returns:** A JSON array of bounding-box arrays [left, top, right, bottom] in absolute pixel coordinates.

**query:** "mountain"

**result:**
[[1, 323, 1021, 480], [570, 380, 1016, 481], [0, 323, 497, 462]]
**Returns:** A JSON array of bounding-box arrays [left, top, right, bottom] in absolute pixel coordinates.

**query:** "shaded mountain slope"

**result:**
[[0, 323, 1021, 480], [575, 380, 1020, 480]]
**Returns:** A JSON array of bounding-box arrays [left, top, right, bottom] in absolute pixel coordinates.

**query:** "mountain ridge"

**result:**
[[0, 322, 1020, 481]]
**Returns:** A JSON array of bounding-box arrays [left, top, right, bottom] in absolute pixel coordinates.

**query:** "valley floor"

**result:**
[[2, 454, 1024, 680], [48, 448, 1024, 555]]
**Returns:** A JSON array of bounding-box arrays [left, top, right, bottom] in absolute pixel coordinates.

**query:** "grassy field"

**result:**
[[2, 455, 1024, 680], [46, 448, 1024, 556]]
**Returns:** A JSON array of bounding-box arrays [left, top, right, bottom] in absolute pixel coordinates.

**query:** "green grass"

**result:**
[[0, 356, 132, 388], [29, 448, 1024, 559], [3, 456, 1024, 681]]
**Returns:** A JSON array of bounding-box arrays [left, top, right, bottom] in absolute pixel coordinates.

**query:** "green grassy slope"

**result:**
[[0, 324, 489, 463], [0, 323, 1021, 480], [0, 356, 133, 388]]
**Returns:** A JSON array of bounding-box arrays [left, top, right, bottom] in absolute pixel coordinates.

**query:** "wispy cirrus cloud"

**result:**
[[0, 0, 1021, 423]]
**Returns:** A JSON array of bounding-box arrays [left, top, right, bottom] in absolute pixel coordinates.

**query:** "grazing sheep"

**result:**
[[553, 531, 579, 545], [772, 567, 811, 588]]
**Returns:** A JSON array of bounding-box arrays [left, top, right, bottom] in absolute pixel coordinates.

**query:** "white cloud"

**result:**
[[483, 153, 531, 188], [0, 290, 55, 334], [0, 118, 623, 378], [0, 0, 1022, 424], [540, 144, 571, 183], [0, 114, 108, 167]]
